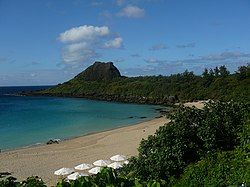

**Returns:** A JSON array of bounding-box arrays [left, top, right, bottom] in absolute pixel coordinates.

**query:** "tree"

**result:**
[[236, 65, 250, 80], [202, 68, 209, 78], [219, 65, 230, 77], [202, 68, 214, 87], [209, 69, 214, 77], [214, 66, 220, 77]]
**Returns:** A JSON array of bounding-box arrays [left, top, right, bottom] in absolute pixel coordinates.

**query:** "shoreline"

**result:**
[[0, 101, 204, 186], [1, 117, 161, 153], [1, 93, 169, 152], [0, 117, 169, 186]]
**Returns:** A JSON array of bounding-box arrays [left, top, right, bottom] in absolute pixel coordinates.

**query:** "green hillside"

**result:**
[[33, 64, 250, 104]]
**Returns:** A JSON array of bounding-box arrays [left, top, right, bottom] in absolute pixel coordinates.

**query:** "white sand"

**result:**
[[0, 117, 169, 186]]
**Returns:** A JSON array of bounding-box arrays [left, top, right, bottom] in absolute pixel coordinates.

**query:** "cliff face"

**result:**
[[75, 61, 121, 81]]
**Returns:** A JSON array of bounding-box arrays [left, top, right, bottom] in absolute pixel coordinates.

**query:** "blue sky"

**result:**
[[0, 0, 250, 86]]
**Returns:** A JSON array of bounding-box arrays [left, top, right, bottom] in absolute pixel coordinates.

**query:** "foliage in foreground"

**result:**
[[0, 168, 165, 187], [176, 148, 250, 187], [56, 167, 166, 187], [0, 176, 46, 187], [122, 101, 250, 185]]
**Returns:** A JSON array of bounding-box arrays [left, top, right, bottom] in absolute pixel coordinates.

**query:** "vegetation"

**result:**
[[121, 101, 250, 185], [0, 176, 46, 187], [33, 65, 250, 104], [0, 169, 165, 187], [176, 148, 250, 187], [56, 167, 166, 187]]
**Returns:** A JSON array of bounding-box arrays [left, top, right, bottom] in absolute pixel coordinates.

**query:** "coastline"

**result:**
[[1, 116, 161, 153], [0, 92, 166, 152], [0, 117, 169, 186], [0, 101, 204, 186]]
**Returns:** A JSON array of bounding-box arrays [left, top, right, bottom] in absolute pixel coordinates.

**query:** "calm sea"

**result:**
[[0, 86, 161, 151]]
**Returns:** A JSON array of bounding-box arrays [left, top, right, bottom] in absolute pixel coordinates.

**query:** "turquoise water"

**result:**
[[0, 86, 160, 151]]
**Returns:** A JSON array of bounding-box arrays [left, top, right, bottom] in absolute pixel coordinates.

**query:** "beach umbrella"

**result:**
[[123, 160, 129, 165], [88, 167, 101, 174], [93, 159, 111, 166], [67, 172, 88, 180], [54, 168, 74, 176], [75, 163, 93, 170], [110, 154, 127, 162], [107, 162, 123, 169]]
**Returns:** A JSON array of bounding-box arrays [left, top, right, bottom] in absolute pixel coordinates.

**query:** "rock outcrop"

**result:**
[[76, 61, 121, 81]]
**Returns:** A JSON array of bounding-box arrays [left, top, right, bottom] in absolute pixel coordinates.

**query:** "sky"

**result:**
[[0, 0, 250, 86]]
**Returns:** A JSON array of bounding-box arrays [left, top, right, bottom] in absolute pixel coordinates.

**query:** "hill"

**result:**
[[75, 61, 121, 81], [31, 62, 250, 105]]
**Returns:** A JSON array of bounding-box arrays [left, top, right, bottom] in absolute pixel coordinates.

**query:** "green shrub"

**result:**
[[176, 148, 250, 187], [0, 176, 46, 187], [122, 101, 249, 183]]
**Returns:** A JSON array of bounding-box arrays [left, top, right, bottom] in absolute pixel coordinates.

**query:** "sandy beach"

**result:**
[[0, 117, 169, 186], [0, 101, 204, 186]]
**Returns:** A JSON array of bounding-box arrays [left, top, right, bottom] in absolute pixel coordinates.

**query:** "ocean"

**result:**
[[0, 86, 161, 151]]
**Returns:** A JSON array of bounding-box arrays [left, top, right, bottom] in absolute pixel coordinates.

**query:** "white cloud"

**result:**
[[176, 42, 196, 48], [149, 44, 168, 51], [116, 0, 125, 6], [58, 25, 110, 43], [144, 58, 167, 64], [131, 53, 140, 58], [104, 37, 123, 49], [201, 51, 250, 61], [91, 0, 103, 6], [30, 73, 37, 77], [66, 42, 89, 52], [58, 25, 123, 66], [62, 43, 99, 66], [117, 5, 145, 18]]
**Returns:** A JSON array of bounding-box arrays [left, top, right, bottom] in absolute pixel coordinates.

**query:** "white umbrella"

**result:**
[[88, 167, 101, 174], [123, 160, 129, 165], [67, 172, 88, 180], [54, 168, 74, 176], [74, 163, 93, 170], [93, 159, 111, 166], [110, 154, 127, 162], [107, 162, 123, 169]]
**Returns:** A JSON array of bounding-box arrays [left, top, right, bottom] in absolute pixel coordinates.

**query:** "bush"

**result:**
[[0, 176, 46, 187], [122, 101, 249, 183], [176, 148, 250, 187]]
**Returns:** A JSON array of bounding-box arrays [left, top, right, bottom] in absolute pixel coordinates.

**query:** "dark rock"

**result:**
[[155, 115, 163, 118], [0, 172, 11, 175], [140, 116, 147, 119], [76, 61, 121, 81], [168, 95, 176, 103], [155, 108, 163, 111], [0, 172, 11, 178], [46, 139, 59, 145]]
